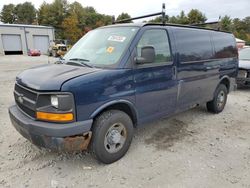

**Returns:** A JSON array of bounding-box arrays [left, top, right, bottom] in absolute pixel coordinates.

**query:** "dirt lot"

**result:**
[[0, 55, 250, 188]]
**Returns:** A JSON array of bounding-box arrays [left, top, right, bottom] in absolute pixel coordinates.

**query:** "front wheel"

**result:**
[[91, 110, 134, 164], [207, 84, 228, 113]]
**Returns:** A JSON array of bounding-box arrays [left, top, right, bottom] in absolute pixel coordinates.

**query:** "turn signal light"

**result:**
[[36, 111, 73, 122]]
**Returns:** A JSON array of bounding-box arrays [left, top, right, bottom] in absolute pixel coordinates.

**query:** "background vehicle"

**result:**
[[9, 7, 238, 164], [237, 46, 250, 87], [48, 39, 68, 57], [27, 49, 41, 56]]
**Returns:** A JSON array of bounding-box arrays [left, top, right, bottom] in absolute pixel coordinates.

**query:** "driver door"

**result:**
[[134, 28, 178, 124]]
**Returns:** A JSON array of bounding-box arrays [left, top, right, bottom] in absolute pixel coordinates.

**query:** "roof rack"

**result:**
[[112, 4, 221, 30], [112, 3, 166, 24]]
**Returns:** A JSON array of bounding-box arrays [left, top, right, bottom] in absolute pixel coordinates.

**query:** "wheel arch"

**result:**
[[90, 100, 138, 127], [219, 76, 230, 93]]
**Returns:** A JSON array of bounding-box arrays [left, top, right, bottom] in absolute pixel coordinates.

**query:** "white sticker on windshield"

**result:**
[[108, 35, 126, 42]]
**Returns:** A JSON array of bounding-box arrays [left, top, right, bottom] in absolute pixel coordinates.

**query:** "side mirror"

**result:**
[[135, 46, 155, 64]]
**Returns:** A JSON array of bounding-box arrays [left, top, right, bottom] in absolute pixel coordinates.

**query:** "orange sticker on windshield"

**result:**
[[106, 46, 114, 53]]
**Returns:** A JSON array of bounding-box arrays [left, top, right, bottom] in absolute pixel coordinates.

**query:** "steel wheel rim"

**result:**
[[104, 123, 127, 154], [217, 90, 225, 109]]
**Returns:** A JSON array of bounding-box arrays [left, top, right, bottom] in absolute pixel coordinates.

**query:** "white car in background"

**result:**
[[237, 46, 250, 87]]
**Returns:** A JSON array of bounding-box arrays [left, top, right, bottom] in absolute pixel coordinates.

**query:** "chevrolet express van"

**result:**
[[9, 23, 238, 164]]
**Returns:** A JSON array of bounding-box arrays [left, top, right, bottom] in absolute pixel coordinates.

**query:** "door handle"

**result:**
[[172, 66, 177, 79], [205, 65, 220, 71]]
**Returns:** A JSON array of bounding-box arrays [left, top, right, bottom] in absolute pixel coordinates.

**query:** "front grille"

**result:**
[[14, 84, 38, 118]]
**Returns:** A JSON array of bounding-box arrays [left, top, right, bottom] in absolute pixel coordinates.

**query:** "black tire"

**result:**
[[207, 84, 228, 113], [91, 110, 134, 164]]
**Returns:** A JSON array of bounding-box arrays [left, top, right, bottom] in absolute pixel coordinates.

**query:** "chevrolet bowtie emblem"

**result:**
[[18, 94, 24, 104]]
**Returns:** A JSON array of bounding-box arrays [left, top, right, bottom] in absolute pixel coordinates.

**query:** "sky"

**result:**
[[0, 0, 249, 21]]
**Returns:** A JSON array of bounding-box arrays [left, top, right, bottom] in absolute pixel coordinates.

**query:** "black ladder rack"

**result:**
[[112, 3, 220, 30], [112, 3, 166, 24]]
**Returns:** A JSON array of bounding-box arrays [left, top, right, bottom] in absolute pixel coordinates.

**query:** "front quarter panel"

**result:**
[[61, 69, 135, 121]]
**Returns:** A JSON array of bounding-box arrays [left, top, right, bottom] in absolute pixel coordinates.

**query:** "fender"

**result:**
[[212, 75, 232, 96], [90, 99, 138, 122], [219, 75, 231, 89], [219, 75, 230, 83]]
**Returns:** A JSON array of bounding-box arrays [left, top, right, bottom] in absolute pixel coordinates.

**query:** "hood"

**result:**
[[16, 64, 100, 91], [239, 59, 250, 69]]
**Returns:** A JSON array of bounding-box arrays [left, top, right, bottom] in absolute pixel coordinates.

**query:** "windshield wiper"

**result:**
[[66, 61, 85, 67], [69, 58, 90, 62], [68, 58, 93, 68]]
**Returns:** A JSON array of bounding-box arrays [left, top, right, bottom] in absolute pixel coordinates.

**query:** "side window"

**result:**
[[174, 28, 213, 63], [137, 29, 171, 63], [213, 32, 238, 58]]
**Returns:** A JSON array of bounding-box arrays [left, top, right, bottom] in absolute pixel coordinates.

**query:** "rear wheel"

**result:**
[[91, 110, 134, 164], [207, 84, 228, 113]]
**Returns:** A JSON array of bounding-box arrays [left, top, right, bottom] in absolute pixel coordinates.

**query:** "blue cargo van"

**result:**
[[9, 23, 238, 164]]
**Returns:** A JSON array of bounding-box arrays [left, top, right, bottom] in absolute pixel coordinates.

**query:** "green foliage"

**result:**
[[176, 11, 189, 24], [217, 16, 250, 43], [116, 13, 132, 22], [1, 2, 249, 44], [220, 15, 232, 31], [187, 9, 207, 24], [14, 2, 37, 24], [37, 0, 112, 39], [0, 2, 36, 24], [150, 10, 205, 25], [38, 0, 68, 38], [61, 13, 81, 43], [0, 4, 15, 23], [149, 15, 169, 23]]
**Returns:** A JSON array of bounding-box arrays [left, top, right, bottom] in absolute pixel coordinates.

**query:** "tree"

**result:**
[[169, 16, 179, 24], [0, 4, 16, 23], [82, 7, 111, 29], [38, 0, 68, 38], [14, 2, 36, 24], [176, 11, 189, 24], [61, 13, 81, 43], [187, 9, 207, 24], [116, 13, 132, 22], [68, 1, 85, 26], [243, 17, 250, 33], [220, 15, 232, 32], [37, 2, 51, 25], [37, 0, 111, 39], [149, 15, 169, 23]]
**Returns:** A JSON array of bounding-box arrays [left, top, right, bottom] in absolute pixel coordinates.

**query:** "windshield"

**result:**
[[239, 48, 250, 60], [64, 26, 139, 68]]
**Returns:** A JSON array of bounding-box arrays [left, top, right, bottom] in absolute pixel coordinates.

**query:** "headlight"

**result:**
[[36, 93, 75, 122], [238, 70, 247, 78], [51, 95, 59, 108]]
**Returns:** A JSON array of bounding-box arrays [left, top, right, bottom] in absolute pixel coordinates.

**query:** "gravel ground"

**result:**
[[0, 55, 250, 188]]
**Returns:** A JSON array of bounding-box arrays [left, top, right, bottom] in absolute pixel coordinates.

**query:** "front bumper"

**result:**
[[9, 105, 93, 151]]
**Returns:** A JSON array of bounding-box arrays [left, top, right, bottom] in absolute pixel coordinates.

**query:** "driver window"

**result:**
[[137, 29, 172, 63]]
